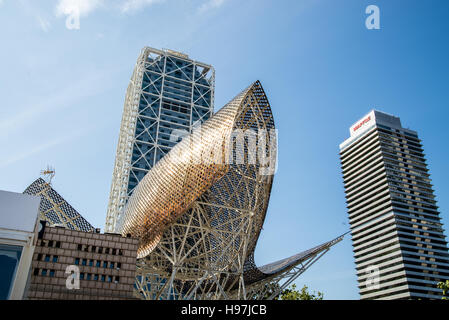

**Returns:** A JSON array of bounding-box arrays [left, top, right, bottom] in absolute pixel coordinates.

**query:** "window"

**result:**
[[52, 256, 58, 263], [98, 247, 103, 254], [33, 268, 39, 276], [48, 240, 54, 247], [0, 245, 23, 299], [105, 248, 110, 254], [103, 261, 108, 268], [77, 244, 82, 251], [96, 261, 100, 268], [80, 273, 85, 280], [107, 276, 112, 283], [116, 262, 121, 270], [41, 269, 47, 276], [114, 276, 120, 284], [37, 253, 42, 261], [87, 274, 92, 281], [92, 246, 96, 253], [44, 255, 50, 262], [75, 258, 80, 265], [101, 275, 105, 282], [118, 249, 123, 256], [94, 274, 99, 281], [112, 249, 116, 255], [82, 259, 87, 266], [89, 260, 93, 267], [49, 270, 55, 277], [84, 246, 89, 252], [55, 241, 61, 248], [110, 262, 114, 269]]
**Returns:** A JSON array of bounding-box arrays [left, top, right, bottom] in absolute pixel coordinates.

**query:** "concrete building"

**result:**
[[26, 221, 139, 300], [106, 47, 215, 233], [0, 190, 40, 300], [340, 110, 449, 299]]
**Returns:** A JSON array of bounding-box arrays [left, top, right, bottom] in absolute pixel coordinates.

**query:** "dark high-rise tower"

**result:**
[[106, 47, 215, 232], [340, 110, 449, 299]]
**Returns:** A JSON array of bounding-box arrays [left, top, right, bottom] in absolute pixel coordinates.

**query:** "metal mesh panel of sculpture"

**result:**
[[120, 81, 343, 299], [24, 178, 95, 232]]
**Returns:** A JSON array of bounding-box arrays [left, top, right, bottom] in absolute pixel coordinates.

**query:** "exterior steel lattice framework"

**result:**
[[106, 47, 215, 233], [120, 81, 343, 299], [24, 178, 95, 232]]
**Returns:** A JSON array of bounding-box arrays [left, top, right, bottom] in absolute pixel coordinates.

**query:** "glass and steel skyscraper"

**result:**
[[340, 110, 449, 300], [106, 47, 215, 233]]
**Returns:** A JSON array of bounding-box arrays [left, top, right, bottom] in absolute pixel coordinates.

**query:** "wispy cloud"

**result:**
[[15, 0, 53, 32], [120, 0, 164, 13], [53, 0, 164, 29], [198, 0, 226, 13], [37, 15, 51, 32], [52, 0, 227, 30], [54, 0, 163, 17], [0, 128, 89, 169], [55, 0, 103, 18], [0, 71, 108, 141]]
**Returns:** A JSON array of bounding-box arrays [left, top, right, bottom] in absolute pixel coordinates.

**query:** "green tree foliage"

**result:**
[[280, 284, 324, 300], [437, 280, 449, 300], [250, 282, 323, 300]]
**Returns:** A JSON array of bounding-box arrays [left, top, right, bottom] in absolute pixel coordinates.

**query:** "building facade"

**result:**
[[106, 47, 215, 233], [26, 222, 139, 300], [0, 190, 40, 300], [340, 110, 449, 299]]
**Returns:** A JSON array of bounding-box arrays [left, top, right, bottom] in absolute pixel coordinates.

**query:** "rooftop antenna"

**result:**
[[40, 165, 55, 185]]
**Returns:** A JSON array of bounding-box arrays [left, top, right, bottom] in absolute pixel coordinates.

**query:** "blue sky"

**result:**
[[1, 0, 448, 299]]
